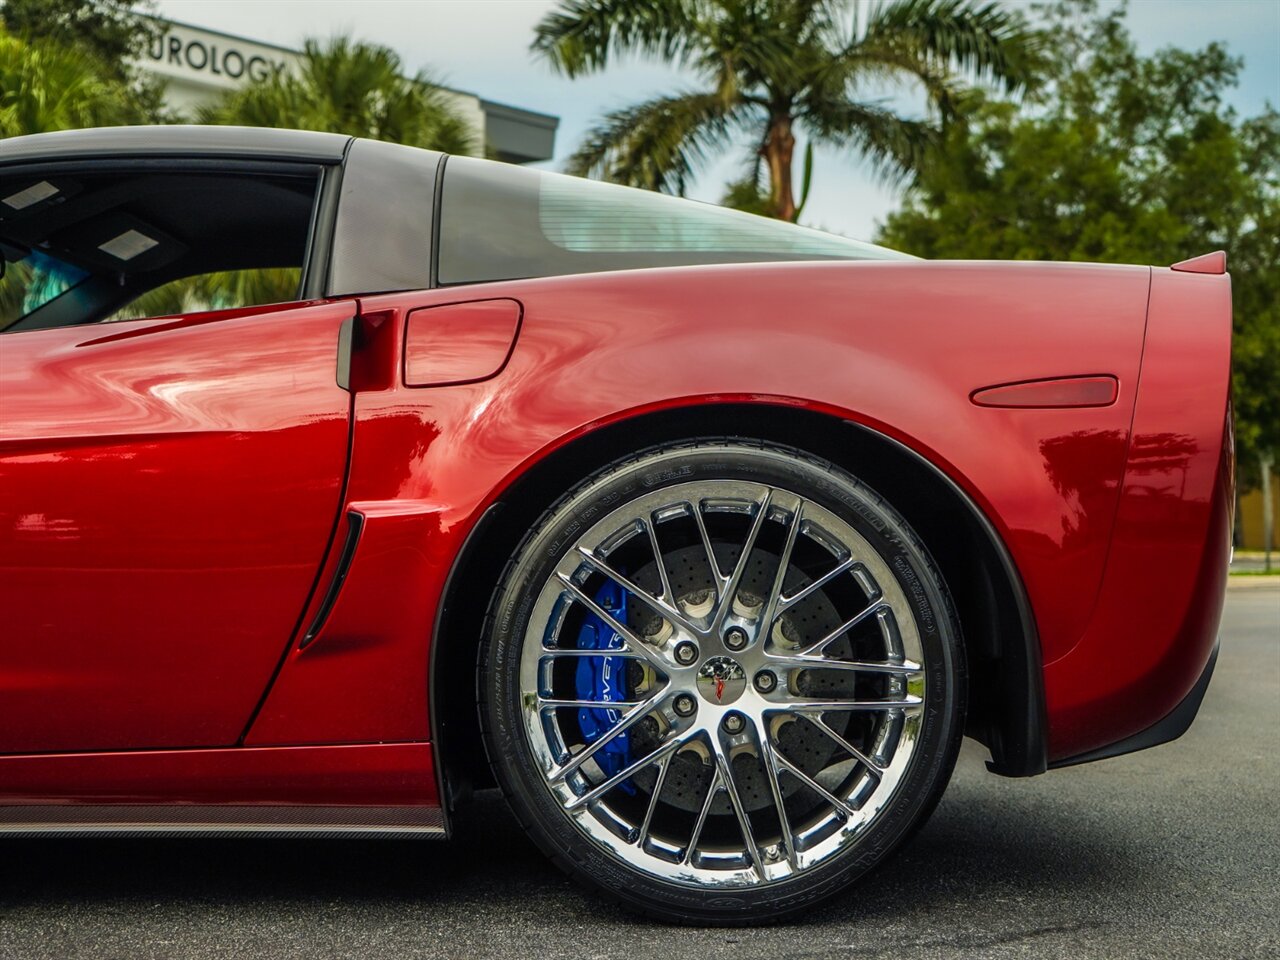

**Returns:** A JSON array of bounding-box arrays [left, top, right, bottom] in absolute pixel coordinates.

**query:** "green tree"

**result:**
[[201, 36, 475, 154], [0, 28, 134, 136], [1, 0, 168, 120], [879, 0, 1279, 563], [533, 0, 1043, 220], [1, 0, 159, 79], [1229, 109, 1280, 568]]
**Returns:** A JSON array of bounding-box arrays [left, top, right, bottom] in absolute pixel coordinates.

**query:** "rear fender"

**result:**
[[246, 261, 1151, 769], [1044, 267, 1233, 761]]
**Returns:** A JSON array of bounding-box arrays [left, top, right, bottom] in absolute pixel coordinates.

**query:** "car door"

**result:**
[[0, 298, 354, 753]]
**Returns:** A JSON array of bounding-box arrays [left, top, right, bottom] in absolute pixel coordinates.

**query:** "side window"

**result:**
[[0, 249, 86, 321], [0, 168, 320, 333], [104, 267, 303, 323], [437, 155, 911, 286]]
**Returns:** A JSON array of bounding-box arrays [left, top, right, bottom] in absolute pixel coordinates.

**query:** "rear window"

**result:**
[[437, 157, 912, 285]]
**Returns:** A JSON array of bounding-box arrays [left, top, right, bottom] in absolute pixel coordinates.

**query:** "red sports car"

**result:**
[[0, 126, 1232, 923]]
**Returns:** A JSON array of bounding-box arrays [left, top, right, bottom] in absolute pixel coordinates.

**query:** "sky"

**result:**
[[154, 0, 1280, 240]]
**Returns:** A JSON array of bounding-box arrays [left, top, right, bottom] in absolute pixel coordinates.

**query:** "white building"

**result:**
[[137, 18, 558, 164]]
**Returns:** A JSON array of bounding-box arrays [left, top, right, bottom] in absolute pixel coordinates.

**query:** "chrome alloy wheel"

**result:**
[[518, 479, 927, 888]]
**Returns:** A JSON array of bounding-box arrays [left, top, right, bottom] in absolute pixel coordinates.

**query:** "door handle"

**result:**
[[335, 316, 356, 392]]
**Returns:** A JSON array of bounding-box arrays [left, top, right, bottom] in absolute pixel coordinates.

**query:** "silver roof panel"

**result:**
[[0, 125, 351, 166]]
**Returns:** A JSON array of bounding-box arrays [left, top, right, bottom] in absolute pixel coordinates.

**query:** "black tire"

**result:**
[[479, 440, 966, 924]]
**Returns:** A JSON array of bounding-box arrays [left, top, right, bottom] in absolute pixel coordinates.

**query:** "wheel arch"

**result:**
[[430, 402, 1047, 812]]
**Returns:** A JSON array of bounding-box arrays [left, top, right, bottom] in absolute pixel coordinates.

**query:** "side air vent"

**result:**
[[300, 511, 365, 648]]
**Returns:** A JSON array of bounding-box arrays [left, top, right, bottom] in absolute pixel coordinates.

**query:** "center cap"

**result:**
[[696, 657, 747, 705]]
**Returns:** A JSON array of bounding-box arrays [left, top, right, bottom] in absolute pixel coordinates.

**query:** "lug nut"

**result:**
[[673, 694, 697, 717], [674, 641, 699, 665], [753, 670, 777, 694], [724, 627, 749, 651], [722, 712, 746, 735]]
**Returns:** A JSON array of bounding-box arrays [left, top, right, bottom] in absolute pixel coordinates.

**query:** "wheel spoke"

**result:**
[[802, 714, 886, 778], [793, 599, 891, 657], [636, 751, 673, 849], [565, 729, 693, 812], [712, 736, 766, 880], [682, 758, 721, 865], [548, 693, 666, 783], [757, 499, 803, 638], [690, 500, 726, 600], [754, 721, 797, 870], [771, 747, 860, 820], [575, 547, 702, 636], [555, 573, 668, 671], [643, 516, 675, 603], [766, 654, 921, 676], [712, 490, 773, 633], [774, 694, 923, 713], [539, 647, 648, 659], [538, 697, 645, 710], [775, 557, 858, 616]]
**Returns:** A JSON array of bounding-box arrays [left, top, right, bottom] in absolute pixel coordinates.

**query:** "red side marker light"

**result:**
[[1171, 251, 1226, 275], [971, 375, 1119, 409]]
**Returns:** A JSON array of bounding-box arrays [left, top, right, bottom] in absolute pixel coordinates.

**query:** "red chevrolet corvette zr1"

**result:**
[[0, 127, 1232, 923]]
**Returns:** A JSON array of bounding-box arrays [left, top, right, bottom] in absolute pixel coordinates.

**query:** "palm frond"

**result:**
[[811, 40, 968, 120], [201, 36, 475, 154], [0, 32, 133, 137], [108, 268, 302, 322], [781, 0, 847, 45], [532, 0, 703, 77], [861, 0, 1044, 94], [566, 91, 743, 193], [809, 99, 940, 184], [546, 0, 1051, 218], [692, 0, 854, 100]]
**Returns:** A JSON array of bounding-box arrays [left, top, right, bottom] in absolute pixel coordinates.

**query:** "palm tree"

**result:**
[[0, 29, 133, 137], [533, 0, 1042, 220], [182, 37, 474, 317], [202, 36, 475, 155], [104, 268, 304, 323]]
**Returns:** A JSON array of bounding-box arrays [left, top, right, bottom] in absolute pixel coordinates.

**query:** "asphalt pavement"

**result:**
[[1, 583, 1277, 960]]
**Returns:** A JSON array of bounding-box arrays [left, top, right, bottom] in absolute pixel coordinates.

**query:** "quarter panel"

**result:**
[[249, 260, 1149, 748]]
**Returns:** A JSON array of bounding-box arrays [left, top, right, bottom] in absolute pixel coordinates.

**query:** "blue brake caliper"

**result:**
[[575, 579, 634, 793]]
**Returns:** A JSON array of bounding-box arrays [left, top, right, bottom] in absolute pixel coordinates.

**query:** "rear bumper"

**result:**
[[1049, 639, 1218, 768], [1043, 456, 1230, 763]]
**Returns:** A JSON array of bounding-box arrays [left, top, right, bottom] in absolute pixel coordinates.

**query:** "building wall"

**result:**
[[133, 18, 551, 162], [139, 20, 307, 116], [1239, 486, 1278, 551]]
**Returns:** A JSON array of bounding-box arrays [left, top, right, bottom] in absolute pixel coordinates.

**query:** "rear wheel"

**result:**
[[480, 441, 965, 924]]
